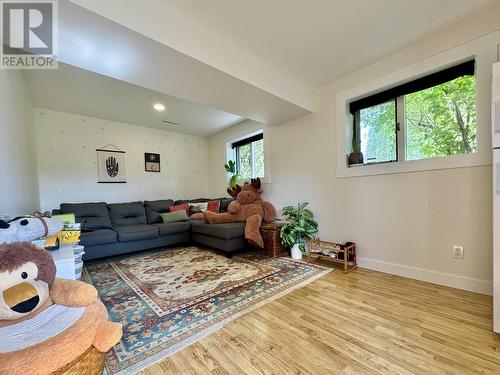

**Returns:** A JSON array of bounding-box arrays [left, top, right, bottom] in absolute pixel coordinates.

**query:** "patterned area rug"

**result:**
[[83, 246, 330, 375]]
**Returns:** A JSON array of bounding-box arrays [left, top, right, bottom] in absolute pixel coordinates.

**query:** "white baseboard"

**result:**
[[357, 257, 493, 296]]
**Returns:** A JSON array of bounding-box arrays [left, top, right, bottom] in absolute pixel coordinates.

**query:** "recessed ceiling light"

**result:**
[[153, 103, 165, 111]]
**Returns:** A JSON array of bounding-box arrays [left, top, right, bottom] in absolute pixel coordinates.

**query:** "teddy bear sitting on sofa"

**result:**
[[199, 177, 277, 248]]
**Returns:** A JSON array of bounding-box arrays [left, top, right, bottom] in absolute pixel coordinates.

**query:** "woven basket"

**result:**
[[52, 346, 105, 375], [259, 223, 289, 258]]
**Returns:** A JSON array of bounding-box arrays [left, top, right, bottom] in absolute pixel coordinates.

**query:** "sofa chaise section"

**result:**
[[190, 220, 246, 254]]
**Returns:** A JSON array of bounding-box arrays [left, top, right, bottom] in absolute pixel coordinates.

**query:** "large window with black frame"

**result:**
[[349, 59, 476, 165], [232, 133, 264, 178]]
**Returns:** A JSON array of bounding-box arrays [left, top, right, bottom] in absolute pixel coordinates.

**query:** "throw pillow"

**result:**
[[188, 205, 203, 216], [207, 200, 221, 213], [169, 203, 189, 214], [160, 211, 189, 223], [189, 202, 208, 214]]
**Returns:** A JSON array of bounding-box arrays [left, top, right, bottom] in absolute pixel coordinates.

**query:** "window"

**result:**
[[349, 60, 476, 165], [232, 133, 264, 178]]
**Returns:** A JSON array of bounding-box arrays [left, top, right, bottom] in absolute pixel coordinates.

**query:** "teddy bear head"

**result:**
[[0, 242, 56, 321], [227, 177, 263, 204]]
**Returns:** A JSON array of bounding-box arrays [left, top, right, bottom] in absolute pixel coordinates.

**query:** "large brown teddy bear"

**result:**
[[0, 243, 122, 375], [203, 177, 277, 247]]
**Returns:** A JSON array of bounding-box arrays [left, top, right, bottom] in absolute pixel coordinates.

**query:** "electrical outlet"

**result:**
[[452, 245, 464, 259]]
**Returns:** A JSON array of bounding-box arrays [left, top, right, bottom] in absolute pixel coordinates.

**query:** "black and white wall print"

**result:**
[[97, 149, 127, 183], [145, 152, 160, 172]]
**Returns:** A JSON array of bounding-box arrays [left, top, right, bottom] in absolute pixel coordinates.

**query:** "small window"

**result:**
[[349, 60, 476, 165], [232, 133, 264, 178]]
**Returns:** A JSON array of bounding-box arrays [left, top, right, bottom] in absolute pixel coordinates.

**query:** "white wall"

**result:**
[[35, 109, 209, 211], [208, 10, 500, 294], [0, 70, 39, 217]]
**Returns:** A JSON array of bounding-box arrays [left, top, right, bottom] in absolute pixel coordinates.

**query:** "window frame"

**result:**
[[352, 60, 476, 166], [231, 132, 264, 179], [334, 33, 498, 178]]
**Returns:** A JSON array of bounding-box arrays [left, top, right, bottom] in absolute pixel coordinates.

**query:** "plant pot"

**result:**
[[348, 151, 364, 165], [291, 244, 302, 260]]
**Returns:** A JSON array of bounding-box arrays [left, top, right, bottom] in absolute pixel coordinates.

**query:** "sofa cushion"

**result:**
[[153, 221, 191, 236], [190, 220, 245, 240], [79, 229, 117, 247], [108, 202, 147, 226], [60, 202, 112, 229], [113, 224, 159, 242], [144, 199, 174, 224]]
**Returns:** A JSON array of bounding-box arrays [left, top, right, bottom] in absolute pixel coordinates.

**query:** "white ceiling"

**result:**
[[29, 0, 499, 137], [55, 0, 310, 132], [161, 0, 499, 89], [24, 63, 244, 136]]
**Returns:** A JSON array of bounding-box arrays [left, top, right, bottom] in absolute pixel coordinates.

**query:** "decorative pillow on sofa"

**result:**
[[189, 200, 220, 215], [189, 202, 208, 215], [189, 205, 203, 216], [160, 211, 189, 223], [169, 203, 189, 214], [144, 199, 174, 224], [206, 200, 221, 213]]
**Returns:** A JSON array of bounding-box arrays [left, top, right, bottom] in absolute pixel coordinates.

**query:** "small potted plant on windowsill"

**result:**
[[348, 115, 364, 166], [224, 160, 243, 187], [280, 202, 319, 260]]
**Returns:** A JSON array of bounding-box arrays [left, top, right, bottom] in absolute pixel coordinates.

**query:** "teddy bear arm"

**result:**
[[93, 321, 123, 352], [227, 200, 241, 214], [262, 201, 277, 222], [50, 278, 98, 307]]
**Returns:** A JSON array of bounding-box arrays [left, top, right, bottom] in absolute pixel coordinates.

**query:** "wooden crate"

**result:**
[[259, 223, 289, 258], [307, 239, 357, 273]]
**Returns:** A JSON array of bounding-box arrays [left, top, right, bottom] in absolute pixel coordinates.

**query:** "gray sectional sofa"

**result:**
[[53, 198, 247, 260]]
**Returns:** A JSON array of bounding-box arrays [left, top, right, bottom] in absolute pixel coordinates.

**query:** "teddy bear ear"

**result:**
[[0, 220, 10, 229]]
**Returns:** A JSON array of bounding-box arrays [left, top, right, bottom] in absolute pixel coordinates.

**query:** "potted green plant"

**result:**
[[348, 116, 364, 166], [224, 160, 243, 187], [280, 202, 319, 260]]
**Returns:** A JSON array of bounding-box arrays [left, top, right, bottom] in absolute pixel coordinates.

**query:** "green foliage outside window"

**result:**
[[360, 100, 396, 163], [236, 139, 264, 178], [357, 75, 476, 163], [406, 76, 476, 160]]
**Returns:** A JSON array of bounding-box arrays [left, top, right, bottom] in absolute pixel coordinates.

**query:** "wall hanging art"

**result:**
[[96, 144, 127, 183]]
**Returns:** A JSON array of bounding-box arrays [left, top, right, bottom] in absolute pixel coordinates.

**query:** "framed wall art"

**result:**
[[145, 152, 160, 172]]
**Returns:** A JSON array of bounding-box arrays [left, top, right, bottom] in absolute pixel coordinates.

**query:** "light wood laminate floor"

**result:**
[[140, 266, 500, 375]]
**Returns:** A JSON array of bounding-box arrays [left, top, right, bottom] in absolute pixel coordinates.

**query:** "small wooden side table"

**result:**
[[259, 222, 289, 258]]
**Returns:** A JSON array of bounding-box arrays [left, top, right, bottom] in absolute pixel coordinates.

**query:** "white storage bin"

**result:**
[[74, 251, 85, 262], [75, 260, 83, 280]]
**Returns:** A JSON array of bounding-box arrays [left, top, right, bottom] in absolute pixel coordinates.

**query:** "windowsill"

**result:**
[[336, 151, 491, 178], [232, 176, 270, 185]]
